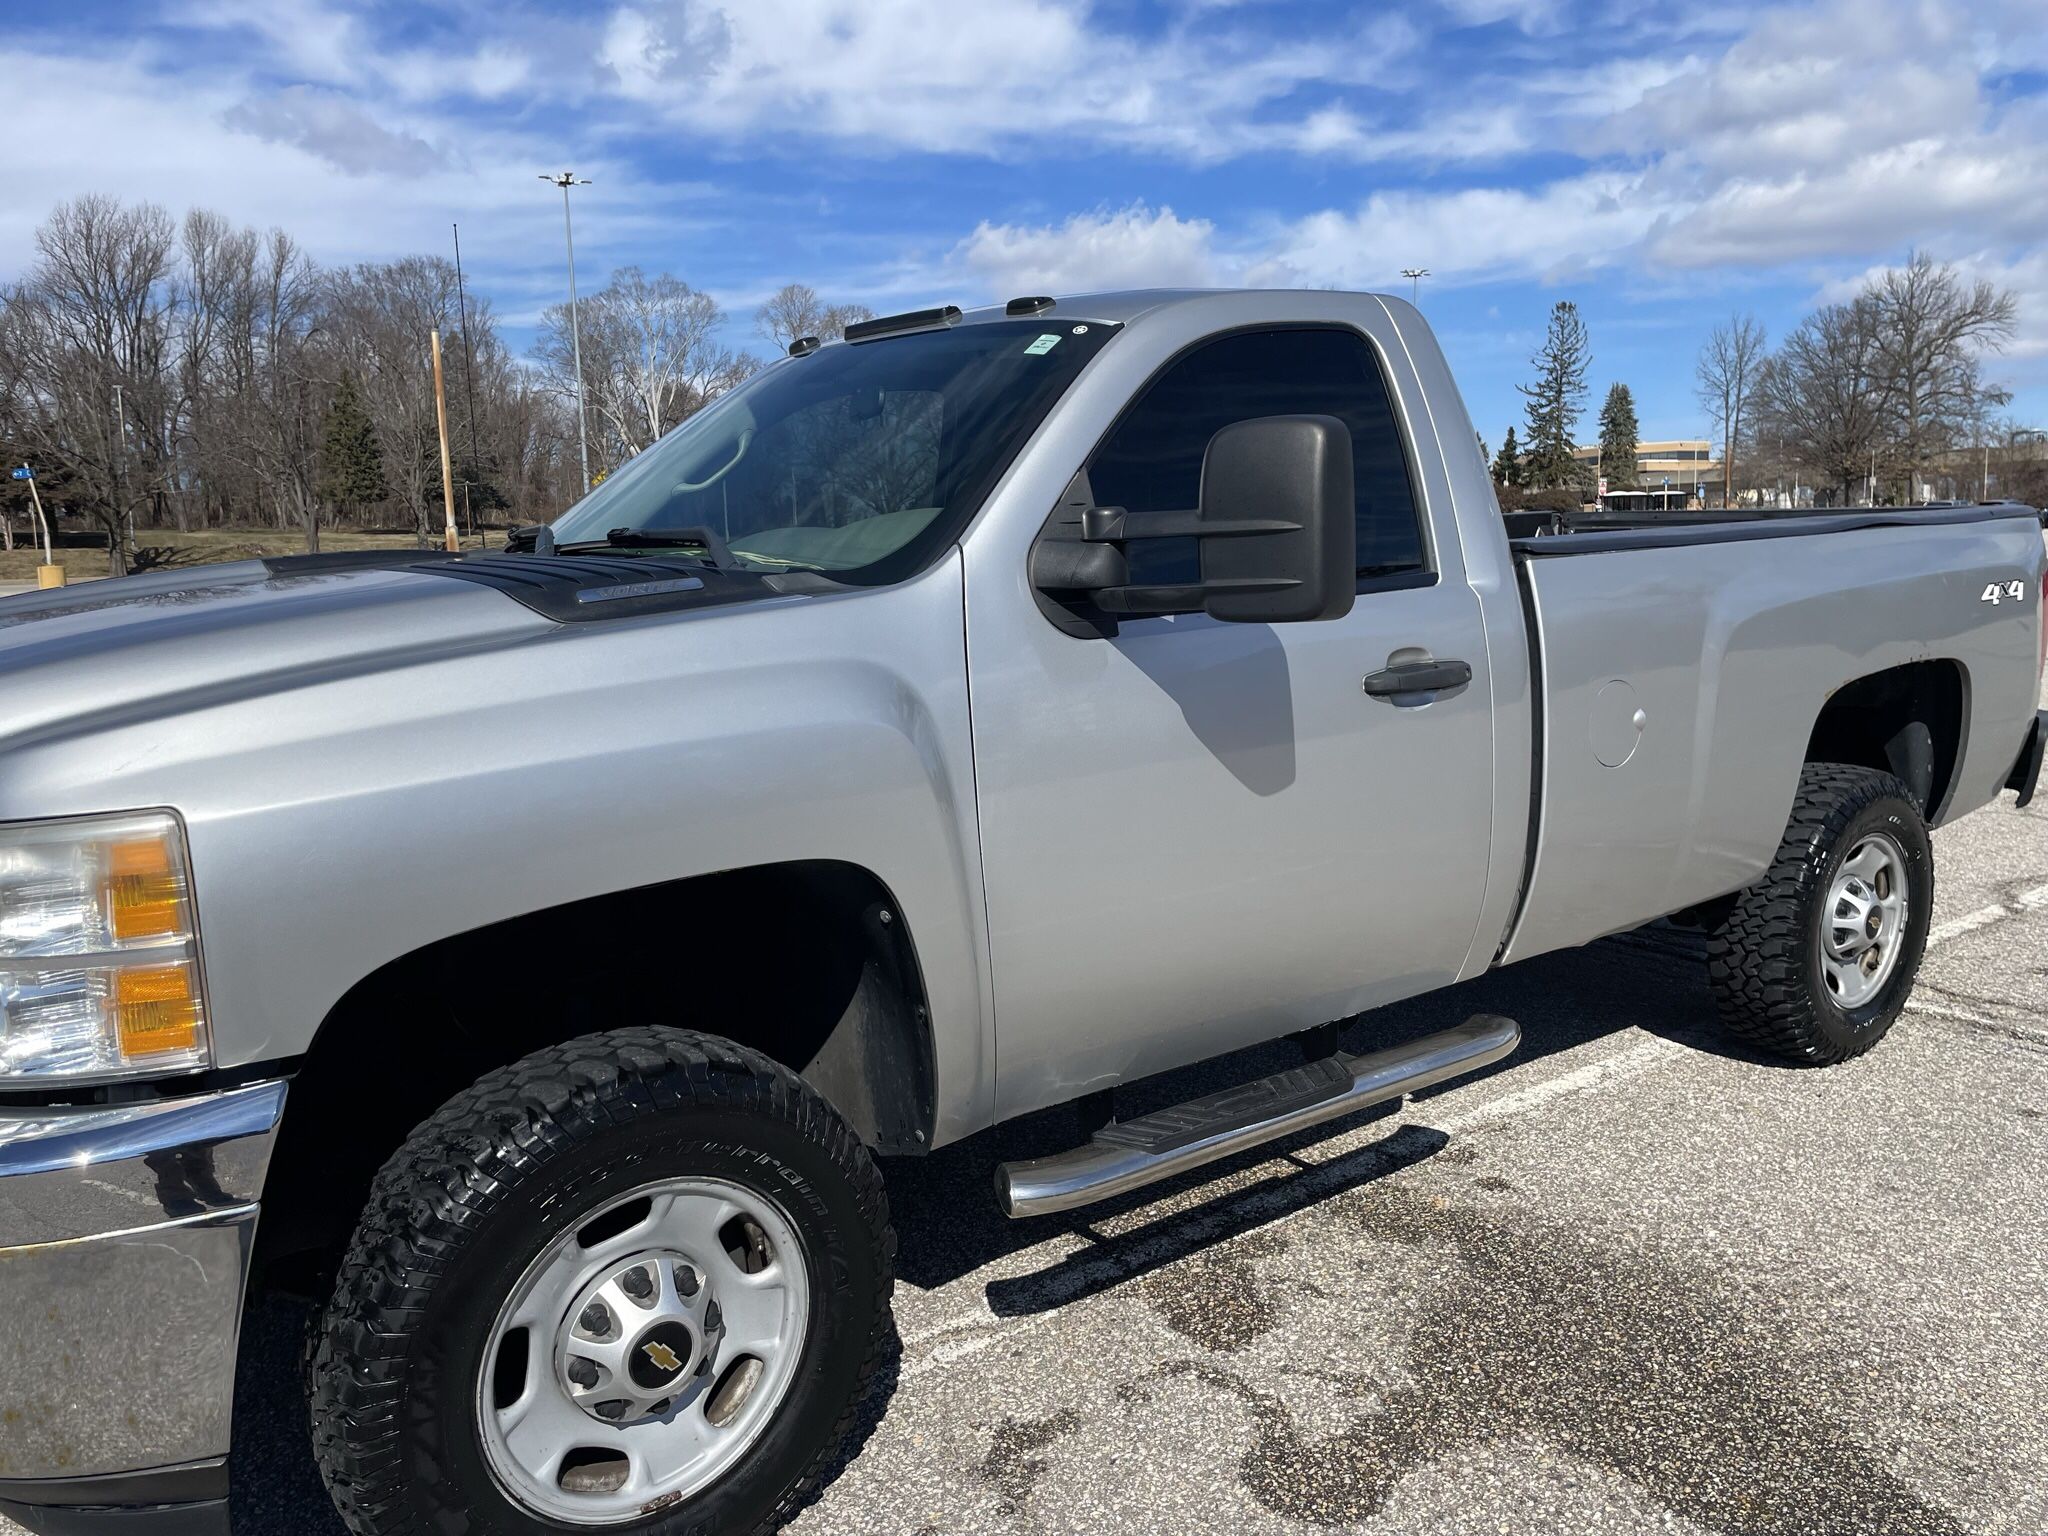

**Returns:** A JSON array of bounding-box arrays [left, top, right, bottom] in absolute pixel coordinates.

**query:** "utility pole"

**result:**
[[431, 330, 460, 553], [113, 382, 130, 573], [541, 172, 593, 497], [452, 223, 483, 538], [1400, 268, 1430, 307]]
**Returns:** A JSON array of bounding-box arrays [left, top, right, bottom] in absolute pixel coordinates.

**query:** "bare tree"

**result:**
[[1754, 300, 1890, 506], [326, 257, 462, 543], [1695, 314, 1766, 508], [754, 283, 874, 353], [0, 194, 756, 551], [537, 269, 754, 469], [1869, 252, 2016, 497], [0, 195, 181, 572], [230, 230, 327, 548]]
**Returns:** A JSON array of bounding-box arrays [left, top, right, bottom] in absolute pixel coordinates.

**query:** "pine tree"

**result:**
[[317, 373, 388, 549], [1518, 301, 1591, 490], [1597, 382, 1640, 491], [1492, 426, 1523, 487]]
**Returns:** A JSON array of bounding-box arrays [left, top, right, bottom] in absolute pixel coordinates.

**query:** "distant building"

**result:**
[[1572, 439, 1723, 510]]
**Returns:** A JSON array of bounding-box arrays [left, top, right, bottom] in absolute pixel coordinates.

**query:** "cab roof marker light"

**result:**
[[842, 305, 962, 343]]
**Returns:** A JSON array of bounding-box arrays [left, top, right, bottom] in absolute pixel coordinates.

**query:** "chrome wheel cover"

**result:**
[[476, 1177, 811, 1525]]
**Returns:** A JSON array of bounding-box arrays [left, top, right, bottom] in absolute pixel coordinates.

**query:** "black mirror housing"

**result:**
[[1030, 414, 1358, 633], [1198, 415, 1355, 624]]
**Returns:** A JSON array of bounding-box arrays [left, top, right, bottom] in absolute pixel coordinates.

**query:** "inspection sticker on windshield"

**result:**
[[1023, 333, 1062, 355]]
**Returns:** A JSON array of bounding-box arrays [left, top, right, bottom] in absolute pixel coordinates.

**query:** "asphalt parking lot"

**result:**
[[8, 679, 2045, 1536]]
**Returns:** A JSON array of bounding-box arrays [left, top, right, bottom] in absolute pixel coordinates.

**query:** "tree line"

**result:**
[[1485, 253, 2035, 512], [0, 195, 869, 570]]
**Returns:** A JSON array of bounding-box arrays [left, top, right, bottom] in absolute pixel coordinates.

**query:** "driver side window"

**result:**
[[1087, 327, 1429, 588]]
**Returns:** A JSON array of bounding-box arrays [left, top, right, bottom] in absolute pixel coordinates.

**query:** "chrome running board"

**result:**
[[995, 1014, 1520, 1219]]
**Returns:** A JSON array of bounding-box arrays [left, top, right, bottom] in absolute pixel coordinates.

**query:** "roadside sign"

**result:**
[[9, 466, 31, 480]]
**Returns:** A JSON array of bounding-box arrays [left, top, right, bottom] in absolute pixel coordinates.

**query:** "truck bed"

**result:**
[[1497, 502, 2045, 967]]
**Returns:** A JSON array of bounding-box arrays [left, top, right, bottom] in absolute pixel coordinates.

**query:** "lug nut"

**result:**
[[620, 1266, 654, 1301], [567, 1357, 599, 1389], [703, 1299, 722, 1331], [580, 1302, 611, 1335], [595, 1400, 629, 1421], [674, 1264, 700, 1298]]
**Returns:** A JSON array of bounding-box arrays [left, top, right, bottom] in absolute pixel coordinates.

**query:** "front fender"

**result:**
[[0, 554, 995, 1146]]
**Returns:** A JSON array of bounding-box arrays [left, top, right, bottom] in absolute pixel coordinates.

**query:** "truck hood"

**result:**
[[0, 559, 559, 756]]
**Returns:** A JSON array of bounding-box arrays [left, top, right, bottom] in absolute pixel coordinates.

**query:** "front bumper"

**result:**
[[0, 1080, 286, 1531]]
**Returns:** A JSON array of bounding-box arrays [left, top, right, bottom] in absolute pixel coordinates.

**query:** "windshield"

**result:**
[[548, 317, 1120, 584]]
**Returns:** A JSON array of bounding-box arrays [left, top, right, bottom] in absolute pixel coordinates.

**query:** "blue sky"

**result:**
[[4, 0, 2046, 457]]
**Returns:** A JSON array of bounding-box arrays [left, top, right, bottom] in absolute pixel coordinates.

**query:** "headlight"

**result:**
[[0, 811, 212, 1083]]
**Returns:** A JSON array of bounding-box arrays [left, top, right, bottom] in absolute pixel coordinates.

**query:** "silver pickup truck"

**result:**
[[2, 289, 2043, 1536]]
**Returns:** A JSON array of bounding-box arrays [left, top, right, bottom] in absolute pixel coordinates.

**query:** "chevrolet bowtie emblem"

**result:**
[[642, 1340, 683, 1374]]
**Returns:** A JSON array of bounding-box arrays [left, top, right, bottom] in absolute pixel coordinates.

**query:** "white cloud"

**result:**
[[0, 42, 655, 283], [587, 0, 1428, 162], [1255, 173, 1678, 290], [1649, 134, 2048, 269], [955, 205, 1222, 294]]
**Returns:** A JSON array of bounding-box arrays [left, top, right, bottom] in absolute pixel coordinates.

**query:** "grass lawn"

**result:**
[[0, 526, 499, 584]]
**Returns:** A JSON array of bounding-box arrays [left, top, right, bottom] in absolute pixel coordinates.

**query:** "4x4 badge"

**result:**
[[1981, 580, 2027, 604]]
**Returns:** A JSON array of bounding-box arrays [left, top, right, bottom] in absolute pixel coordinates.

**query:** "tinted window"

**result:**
[[1086, 328, 1427, 587]]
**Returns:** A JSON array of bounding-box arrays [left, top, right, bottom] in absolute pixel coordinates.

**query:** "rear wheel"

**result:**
[[309, 1027, 894, 1535], [1706, 762, 1933, 1064]]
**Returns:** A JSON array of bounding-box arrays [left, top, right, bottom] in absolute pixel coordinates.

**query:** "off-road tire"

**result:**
[[307, 1027, 895, 1536], [1706, 762, 1933, 1064]]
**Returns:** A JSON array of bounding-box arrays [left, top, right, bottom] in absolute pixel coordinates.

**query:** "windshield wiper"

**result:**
[[557, 524, 742, 570]]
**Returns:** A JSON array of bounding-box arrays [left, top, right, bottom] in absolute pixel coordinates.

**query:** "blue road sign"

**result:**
[[9, 467, 31, 480]]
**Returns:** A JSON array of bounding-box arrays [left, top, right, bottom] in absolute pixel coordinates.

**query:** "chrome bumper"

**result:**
[[0, 1081, 287, 1487]]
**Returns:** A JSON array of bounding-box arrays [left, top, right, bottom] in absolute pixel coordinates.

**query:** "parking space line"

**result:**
[[1928, 881, 2048, 947], [1429, 1037, 1680, 1134]]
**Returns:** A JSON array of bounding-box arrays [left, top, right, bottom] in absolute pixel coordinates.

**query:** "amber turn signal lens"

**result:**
[[114, 964, 203, 1057], [107, 837, 185, 942]]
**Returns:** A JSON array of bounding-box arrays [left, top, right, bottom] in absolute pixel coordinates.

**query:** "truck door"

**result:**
[[966, 322, 1497, 1120]]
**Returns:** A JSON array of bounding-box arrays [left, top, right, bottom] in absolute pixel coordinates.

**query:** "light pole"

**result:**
[[1400, 268, 1430, 307], [111, 382, 136, 573], [541, 172, 593, 497]]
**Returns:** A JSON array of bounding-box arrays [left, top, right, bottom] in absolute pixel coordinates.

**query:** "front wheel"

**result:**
[[309, 1027, 894, 1535], [1706, 762, 1934, 1064]]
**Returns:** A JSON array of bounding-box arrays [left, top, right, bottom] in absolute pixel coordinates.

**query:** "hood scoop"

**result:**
[[262, 549, 778, 623]]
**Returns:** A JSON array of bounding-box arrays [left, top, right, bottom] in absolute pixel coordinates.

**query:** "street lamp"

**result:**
[[1400, 268, 1430, 307], [541, 172, 593, 497]]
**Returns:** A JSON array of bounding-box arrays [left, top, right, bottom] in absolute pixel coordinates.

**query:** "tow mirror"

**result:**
[[1037, 415, 1357, 627]]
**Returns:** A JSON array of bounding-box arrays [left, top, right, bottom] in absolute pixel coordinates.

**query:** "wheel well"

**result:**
[[1804, 660, 1966, 821], [256, 859, 933, 1291]]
